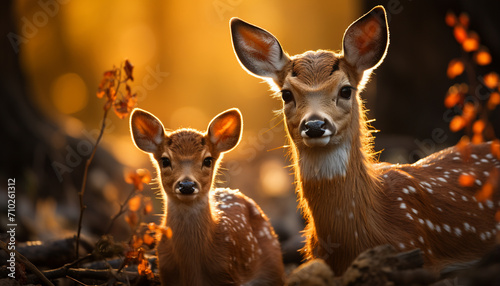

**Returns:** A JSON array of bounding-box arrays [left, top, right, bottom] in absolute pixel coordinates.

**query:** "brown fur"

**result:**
[[230, 7, 500, 276], [130, 109, 284, 285]]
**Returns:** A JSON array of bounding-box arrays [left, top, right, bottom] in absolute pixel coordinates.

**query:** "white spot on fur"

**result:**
[[443, 224, 451, 232], [426, 219, 434, 230]]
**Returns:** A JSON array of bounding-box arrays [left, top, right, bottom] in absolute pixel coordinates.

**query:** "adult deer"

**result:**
[[230, 6, 500, 274], [130, 108, 284, 285]]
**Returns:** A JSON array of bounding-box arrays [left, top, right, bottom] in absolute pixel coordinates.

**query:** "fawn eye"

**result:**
[[161, 157, 171, 168], [281, 90, 294, 104], [339, 86, 353, 100], [203, 157, 214, 168]]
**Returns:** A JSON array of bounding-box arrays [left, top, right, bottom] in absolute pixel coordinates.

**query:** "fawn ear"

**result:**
[[130, 108, 165, 153], [207, 108, 242, 154], [230, 17, 290, 81], [342, 5, 389, 73]]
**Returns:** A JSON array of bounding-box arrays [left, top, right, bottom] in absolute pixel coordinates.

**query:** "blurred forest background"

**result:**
[[1, 0, 500, 267]]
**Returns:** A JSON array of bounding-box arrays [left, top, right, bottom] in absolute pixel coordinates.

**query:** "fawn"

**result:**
[[130, 108, 284, 285], [230, 6, 500, 274]]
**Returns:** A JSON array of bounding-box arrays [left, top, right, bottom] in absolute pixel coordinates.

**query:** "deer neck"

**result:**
[[293, 123, 386, 250], [165, 195, 216, 258]]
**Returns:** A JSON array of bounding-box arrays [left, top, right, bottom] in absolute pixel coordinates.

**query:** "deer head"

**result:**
[[130, 108, 242, 203], [231, 6, 389, 179]]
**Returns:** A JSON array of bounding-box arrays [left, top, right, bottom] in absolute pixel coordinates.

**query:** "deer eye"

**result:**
[[339, 86, 353, 100], [203, 157, 214, 168], [281, 90, 294, 104], [161, 157, 171, 168]]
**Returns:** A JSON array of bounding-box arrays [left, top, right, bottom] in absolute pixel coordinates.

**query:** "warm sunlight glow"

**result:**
[[259, 159, 290, 197], [51, 73, 88, 114]]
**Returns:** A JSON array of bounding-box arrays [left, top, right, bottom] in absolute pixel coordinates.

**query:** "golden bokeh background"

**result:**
[[14, 0, 361, 197]]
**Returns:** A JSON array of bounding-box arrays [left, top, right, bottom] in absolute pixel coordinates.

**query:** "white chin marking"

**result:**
[[176, 194, 198, 201], [303, 136, 330, 147], [299, 138, 351, 180]]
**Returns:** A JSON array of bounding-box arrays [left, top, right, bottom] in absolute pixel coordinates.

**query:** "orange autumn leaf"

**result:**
[[161, 226, 173, 239], [450, 115, 466, 132], [143, 233, 155, 246], [453, 25, 467, 44], [472, 120, 486, 134], [475, 182, 493, 202], [444, 90, 462, 108], [475, 48, 492, 66], [148, 222, 157, 231], [138, 259, 154, 279], [447, 59, 465, 79], [132, 235, 144, 249], [125, 211, 138, 228], [472, 133, 483, 144], [143, 197, 153, 215], [445, 11, 457, 27], [124, 59, 134, 82], [462, 31, 479, 52], [128, 195, 142, 212], [125, 169, 151, 191], [458, 12, 469, 27], [484, 72, 499, 89], [458, 174, 475, 187], [462, 103, 476, 122], [488, 92, 500, 110]]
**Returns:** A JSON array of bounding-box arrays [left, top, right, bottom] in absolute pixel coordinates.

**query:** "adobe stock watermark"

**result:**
[[51, 64, 168, 182], [218, 115, 283, 186], [133, 64, 169, 103], [7, 0, 71, 54], [409, 74, 494, 162], [51, 118, 116, 182], [213, 0, 244, 21]]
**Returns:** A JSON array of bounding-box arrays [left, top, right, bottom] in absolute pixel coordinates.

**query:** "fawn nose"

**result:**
[[177, 180, 197, 195], [304, 120, 326, 138]]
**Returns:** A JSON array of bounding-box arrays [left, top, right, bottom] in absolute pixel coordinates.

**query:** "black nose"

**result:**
[[177, 180, 196, 195], [304, 120, 326, 138]]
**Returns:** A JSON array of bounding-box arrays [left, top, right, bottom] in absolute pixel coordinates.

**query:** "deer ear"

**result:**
[[207, 108, 242, 154], [230, 17, 290, 81], [342, 5, 389, 73], [130, 108, 165, 153]]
